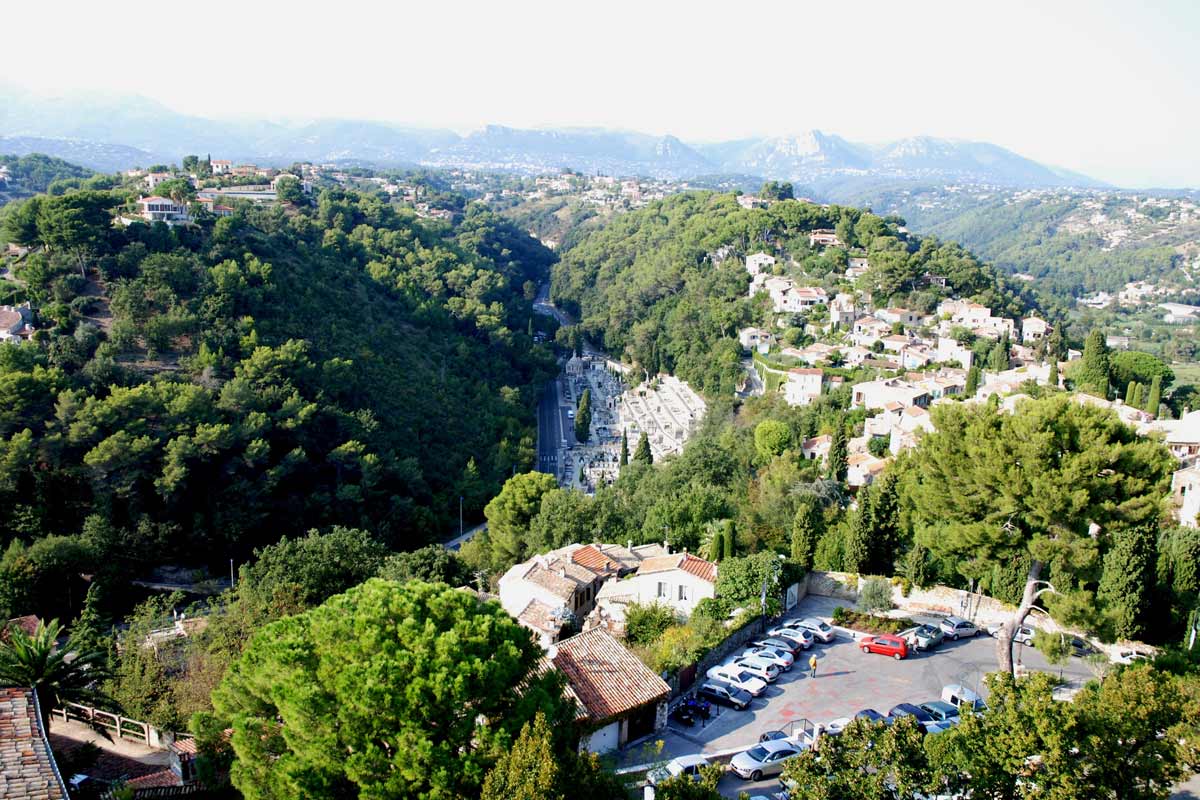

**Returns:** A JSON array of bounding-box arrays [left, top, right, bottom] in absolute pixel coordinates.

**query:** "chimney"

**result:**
[[627, 540, 633, 551]]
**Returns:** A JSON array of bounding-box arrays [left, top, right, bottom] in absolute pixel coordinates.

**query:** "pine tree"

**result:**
[[70, 583, 110, 665], [868, 472, 900, 574], [1075, 329, 1112, 398], [791, 498, 823, 571], [1047, 357, 1059, 388], [1146, 374, 1162, 417], [965, 365, 981, 396], [844, 488, 873, 574], [619, 429, 629, 467], [826, 422, 849, 483], [480, 712, 562, 800], [1097, 527, 1157, 640], [633, 432, 652, 465]]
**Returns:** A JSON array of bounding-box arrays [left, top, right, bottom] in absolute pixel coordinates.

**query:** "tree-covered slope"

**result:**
[[551, 192, 1033, 395], [0, 152, 94, 203], [0, 186, 556, 614]]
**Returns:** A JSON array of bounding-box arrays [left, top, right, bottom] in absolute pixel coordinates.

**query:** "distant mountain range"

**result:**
[[0, 85, 1108, 189]]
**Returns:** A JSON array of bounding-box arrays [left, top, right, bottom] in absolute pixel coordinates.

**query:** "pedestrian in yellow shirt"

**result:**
[[808, 653, 818, 678]]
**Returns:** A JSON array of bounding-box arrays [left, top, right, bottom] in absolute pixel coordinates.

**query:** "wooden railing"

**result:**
[[53, 702, 151, 745]]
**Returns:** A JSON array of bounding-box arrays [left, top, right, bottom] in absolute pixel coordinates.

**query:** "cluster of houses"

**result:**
[[0, 303, 35, 341], [126, 159, 314, 226]]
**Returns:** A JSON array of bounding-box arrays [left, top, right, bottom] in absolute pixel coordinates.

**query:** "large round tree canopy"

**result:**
[[212, 579, 574, 800]]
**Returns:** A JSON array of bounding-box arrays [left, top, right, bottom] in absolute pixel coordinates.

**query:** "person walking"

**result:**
[[808, 653, 818, 679]]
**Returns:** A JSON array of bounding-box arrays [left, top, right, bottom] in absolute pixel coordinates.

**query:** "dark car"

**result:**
[[696, 680, 752, 710], [759, 729, 789, 743], [1069, 637, 1098, 658], [888, 702, 938, 732], [854, 708, 889, 724]]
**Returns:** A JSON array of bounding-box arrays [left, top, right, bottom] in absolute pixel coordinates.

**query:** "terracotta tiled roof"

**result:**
[[572, 545, 620, 574], [635, 553, 718, 584], [123, 769, 181, 789], [518, 599, 566, 636], [551, 629, 669, 722], [138, 196, 172, 204], [678, 554, 718, 583], [0, 688, 67, 800], [524, 565, 578, 600]]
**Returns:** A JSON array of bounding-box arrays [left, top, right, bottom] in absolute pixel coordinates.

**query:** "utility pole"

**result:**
[[459, 496, 464, 539]]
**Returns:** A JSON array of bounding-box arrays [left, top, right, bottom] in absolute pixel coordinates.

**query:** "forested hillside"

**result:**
[[0, 185, 556, 621], [0, 152, 94, 202], [551, 192, 1034, 395], [841, 184, 1199, 297]]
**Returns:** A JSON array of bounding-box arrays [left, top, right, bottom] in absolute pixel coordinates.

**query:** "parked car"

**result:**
[[860, 634, 908, 660], [768, 627, 815, 650], [1068, 636, 1098, 658], [898, 623, 944, 651], [647, 754, 711, 786], [986, 622, 1036, 645], [754, 636, 804, 656], [918, 700, 961, 726], [729, 740, 804, 781], [696, 680, 752, 710], [732, 657, 781, 683], [706, 665, 768, 697], [941, 684, 987, 713], [759, 729, 789, 743], [1112, 648, 1149, 665], [742, 646, 794, 670], [888, 702, 943, 733], [822, 717, 851, 735], [786, 617, 836, 643], [940, 616, 981, 640], [854, 708, 890, 724]]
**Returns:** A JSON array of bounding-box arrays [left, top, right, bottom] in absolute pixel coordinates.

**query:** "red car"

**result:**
[[861, 634, 908, 660]]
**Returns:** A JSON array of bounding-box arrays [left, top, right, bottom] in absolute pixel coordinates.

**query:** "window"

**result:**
[[656, 582, 668, 598], [678, 584, 689, 602]]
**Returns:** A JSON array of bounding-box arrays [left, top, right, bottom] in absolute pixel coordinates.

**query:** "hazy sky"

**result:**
[[5, 0, 1198, 187]]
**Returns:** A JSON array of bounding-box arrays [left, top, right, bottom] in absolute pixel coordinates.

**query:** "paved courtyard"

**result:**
[[634, 595, 1096, 798]]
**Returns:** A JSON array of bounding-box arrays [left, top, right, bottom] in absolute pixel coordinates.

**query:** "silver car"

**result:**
[[741, 646, 794, 670], [768, 627, 814, 650], [729, 740, 804, 780], [786, 617, 836, 643]]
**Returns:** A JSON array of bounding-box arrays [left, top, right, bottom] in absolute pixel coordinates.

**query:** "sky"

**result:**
[[4, 0, 1199, 187]]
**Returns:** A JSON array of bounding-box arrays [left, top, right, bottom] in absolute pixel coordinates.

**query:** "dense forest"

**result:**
[[0, 182, 558, 621], [0, 153, 95, 202]]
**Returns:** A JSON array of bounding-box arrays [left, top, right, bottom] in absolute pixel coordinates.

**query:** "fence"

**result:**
[[51, 702, 189, 751]]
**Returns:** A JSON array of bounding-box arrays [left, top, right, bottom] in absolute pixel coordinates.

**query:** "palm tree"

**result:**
[[0, 618, 112, 731]]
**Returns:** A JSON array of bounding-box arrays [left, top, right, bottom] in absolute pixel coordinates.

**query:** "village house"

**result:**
[[790, 342, 840, 365], [847, 452, 889, 488], [899, 344, 936, 369], [1021, 316, 1050, 341], [880, 334, 914, 354], [1160, 302, 1200, 324], [846, 256, 870, 279], [136, 196, 189, 224], [801, 434, 831, 462], [210, 159, 233, 175], [876, 307, 923, 327], [550, 628, 670, 753], [829, 292, 863, 328], [744, 252, 776, 276], [809, 229, 842, 248], [850, 315, 892, 347], [1172, 465, 1200, 528], [851, 377, 931, 410], [736, 194, 765, 210], [144, 171, 173, 189], [1106, 335, 1131, 350], [738, 327, 775, 354], [784, 368, 824, 406], [592, 552, 718, 632], [1148, 409, 1200, 466], [0, 304, 34, 341], [936, 336, 975, 370]]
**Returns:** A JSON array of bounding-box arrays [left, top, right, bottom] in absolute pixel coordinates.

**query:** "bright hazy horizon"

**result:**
[[4, 0, 1198, 188]]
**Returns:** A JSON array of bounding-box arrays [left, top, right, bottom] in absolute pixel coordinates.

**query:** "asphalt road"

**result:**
[[537, 378, 566, 478]]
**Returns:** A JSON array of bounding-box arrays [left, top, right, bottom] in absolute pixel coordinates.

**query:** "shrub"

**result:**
[[625, 602, 679, 646], [832, 606, 846, 623], [832, 608, 914, 635], [858, 576, 893, 613]]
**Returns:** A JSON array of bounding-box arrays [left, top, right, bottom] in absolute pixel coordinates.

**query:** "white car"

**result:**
[[1112, 648, 1149, 665], [768, 627, 814, 650], [728, 740, 804, 781], [986, 622, 1036, 645], [647, 754, 711, 786], [706, 665, 768, 697], [733, 656, 782, 683], [941, 684, 986, 713], [786, 617, 836, 643], [741, 646, 794, 670]]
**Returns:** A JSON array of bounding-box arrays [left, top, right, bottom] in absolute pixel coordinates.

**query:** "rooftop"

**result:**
[[0, 688, 67, 800], [551, 628, 670, 721], [636, 553, 718, 584]]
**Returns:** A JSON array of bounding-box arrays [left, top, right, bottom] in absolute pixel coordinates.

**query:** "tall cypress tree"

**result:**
[[844, 488, 873, 574], [791, 497, 823, 572], [1131, 382, 1146, 410], [1047, 358, 1059, 389], [1146, 374, 1162, 417], [633, 432, 652, 465], [1075, 329, 1112, 398], [619, 429, 629, 467], [722, 520, 735, 561], [826, 422, 849, 483], [1124, 381, 1138, 406], [868, 472, 901, 574], [1097, 527, 1157, 640], [965, 365, 981, 396]]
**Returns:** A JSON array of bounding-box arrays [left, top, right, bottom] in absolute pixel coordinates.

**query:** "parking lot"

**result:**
[[644, 595, 1095, 798]]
